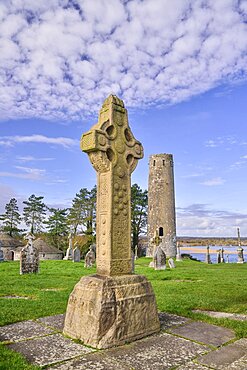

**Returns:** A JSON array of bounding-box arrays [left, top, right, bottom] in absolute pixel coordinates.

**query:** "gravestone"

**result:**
[[0, 248, 4, 262], [220, 248, 225, 263], [226, 254, 229, 263], [63, 233, 73, 260], [176, 242, 182, 261], [205, 246, 211, 264], [149, 229, 162, 268], [73, 247, 80, 262], [217, 249, 221, 263], [154, 245, 166, 270], [84, 245, 95, 268], [134, 245, 138, 260], [63, 95, 160, 349], [237, 246, 244, 264], [168, 258, 175, 269], [20, 234, 39, 274]]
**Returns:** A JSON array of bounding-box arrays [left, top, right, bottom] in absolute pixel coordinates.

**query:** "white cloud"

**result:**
[[0, 135, 78, 148], [200, 177, 225, 186], [205, 136, 238, 148], [177, 203, 247, 236], [16, 155, 54, 162], [0, 0, 247, 120], [0, 166, 46, 181]]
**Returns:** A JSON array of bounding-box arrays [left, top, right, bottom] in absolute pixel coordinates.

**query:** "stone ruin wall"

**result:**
[[147, 153, 177, 258]]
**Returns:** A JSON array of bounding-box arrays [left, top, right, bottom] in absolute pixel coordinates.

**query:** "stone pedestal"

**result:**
[[63, 274, 160, 349]]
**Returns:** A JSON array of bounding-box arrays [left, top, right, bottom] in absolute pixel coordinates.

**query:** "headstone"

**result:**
[[134, 245, 138, 260], [20, 234, 39, 274], [0, 248, 4, 262], [176, 242, 182, 261], [217, 249, 221, 263], [63, 233, 73, 260], [147, 154, 177, 258], [73, 247, 80, 262], [220, 248, 225, 263], [226, 254, 229, 263], [168, 258, 175, 269], [63, 95, 160, 349], [237, 246, 244, 264], [154, 245, 166, 270], [149, 229, 162, 268], [84, 245, 95, 268], [205, 246, 211, 264]]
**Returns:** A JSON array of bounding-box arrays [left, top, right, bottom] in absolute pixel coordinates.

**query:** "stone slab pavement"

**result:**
[[0, 313, 246, 369]]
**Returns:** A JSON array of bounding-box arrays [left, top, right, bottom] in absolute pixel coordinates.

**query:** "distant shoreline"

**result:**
[[177, 237, 247, 246], [180, 246, 246, 254]]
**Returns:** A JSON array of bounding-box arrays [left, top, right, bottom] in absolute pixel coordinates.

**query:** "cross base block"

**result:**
[[63, 274, 160, 349]]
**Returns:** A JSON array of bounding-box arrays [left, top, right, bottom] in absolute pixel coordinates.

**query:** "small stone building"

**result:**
[[0, 232, 24, 261], [15, 238, 64, 260]]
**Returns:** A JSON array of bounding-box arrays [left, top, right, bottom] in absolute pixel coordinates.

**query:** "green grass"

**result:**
[[0, 258, 247, 369]]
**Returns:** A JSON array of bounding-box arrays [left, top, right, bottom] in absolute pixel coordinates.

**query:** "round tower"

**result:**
[[147, 154, 177, 258]]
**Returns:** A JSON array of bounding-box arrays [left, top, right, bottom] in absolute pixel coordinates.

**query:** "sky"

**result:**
[[1, 0, 247, 237]]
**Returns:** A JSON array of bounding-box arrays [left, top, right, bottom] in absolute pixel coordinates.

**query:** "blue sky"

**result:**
[[1, 0, 247, 237]]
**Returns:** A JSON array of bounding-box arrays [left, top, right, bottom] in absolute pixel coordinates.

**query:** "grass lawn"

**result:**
[[0, 258, 247, 369]]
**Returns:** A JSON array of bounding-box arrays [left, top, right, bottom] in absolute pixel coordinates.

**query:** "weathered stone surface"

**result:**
[[48, 352, 130, 370], [20, 234, 39, 274], [192, 310, 247, 321], [175, 362, 210, 369], [64, 95, 160, 349], [176, 242, 183, 261], [81, 95, 143, 276], [63, 233, 73, 260], [72, 246, 80, 262], [147, 154, 177, 258], [169, 321, 235, 347], [37, 314, 65, 331], [154, 245, 166, 270], [168, 258, 175, 268], [237, 246, 244, 263], [198, 338, 247, 369], [105, 332, 208, 370], [205, 246, 211, 264], [0, 320, 54, 342], [158, 312, 191, 330], [8, 333, 93, 366], [84, 245, 95, 268], [63, 274, 160, 348], [0, 248, 4, 262]]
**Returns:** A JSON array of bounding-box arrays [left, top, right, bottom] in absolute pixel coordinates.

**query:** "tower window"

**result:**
[[163, 160, 165, 166], [153, 160, 156, 166], [159, 227, 163, 236]]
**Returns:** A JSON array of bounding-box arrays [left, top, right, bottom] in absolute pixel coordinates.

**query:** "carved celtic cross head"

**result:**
[[81, 95, 144, 175]]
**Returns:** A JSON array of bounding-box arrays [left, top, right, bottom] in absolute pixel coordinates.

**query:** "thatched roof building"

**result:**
[[14, 238, 64, 260], [0, 232, 23, 260]]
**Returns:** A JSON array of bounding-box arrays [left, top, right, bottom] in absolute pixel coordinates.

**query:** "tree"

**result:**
[[68, 186, 96, 238], [131, 184, 148, 252], [23, 194, 46, 234], [45, 208, 69, 249], [0, 198, 21, 236]]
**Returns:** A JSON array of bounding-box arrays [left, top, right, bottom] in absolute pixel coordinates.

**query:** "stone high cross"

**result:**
[[81, 95, 143, 276]]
